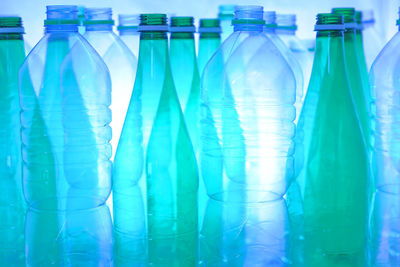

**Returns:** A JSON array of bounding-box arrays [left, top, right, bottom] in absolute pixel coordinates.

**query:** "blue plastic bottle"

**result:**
[[201, 5, 296, 203], [83, 8, 137, 159], [19, 5, 112, 211]]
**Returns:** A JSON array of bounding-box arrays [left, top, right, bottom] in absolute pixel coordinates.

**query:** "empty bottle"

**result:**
[[218, 5, 235, 42], [84, 8, 137, 159], [0, 16, 26, 266], [332, 8, 371, 153], [198, 19, 221, 78], [362, 10, 385, 69], [370, 9, 400, 194], [19, 5, 112, 210], [117, 14, 140, 56], [113, 14, 198, 265], [264, 11, 304, 123], [201, 5, 296, 203], [276, 14, 313, 94], [26, 205, 112, 266], [295, 13, 369, 266]]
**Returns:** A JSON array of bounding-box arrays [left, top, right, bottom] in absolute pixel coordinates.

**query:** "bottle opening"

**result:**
[[170, 16, 194, 27], [46, 5, 78, 20], [119, 14, 140, 26], [0, 16, 22, 27], [140, 14, 167, 26], [263, 11, 277, 27], [200, 19, 220, 28], [84, 7, 114, 25], [218, 5, 236, 18], [234, 5, 264, 21], [332, 7, 356, 23], [276, 14, 297, 30], [315, 13, 344, 31]]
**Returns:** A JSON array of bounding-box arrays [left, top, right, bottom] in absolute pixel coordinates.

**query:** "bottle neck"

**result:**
[[315, 30, 345, 60], [45, 24, 78, 33], [234, 24, 264, 32], [0, 33, 24, 40], [85, 24, 113, 31], [170, 32, 194, 40], [200, 32, 220, 39]]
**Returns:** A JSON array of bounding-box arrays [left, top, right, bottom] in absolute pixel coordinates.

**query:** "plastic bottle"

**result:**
[[0, 16, 26, 266], [25, 205, 112, 266], [332, 8, 371, 152], [112, 14, 198, 266], [370, 9, 400, 194], [218, 5, 235, 42], [19, 5, 112, 211], [362, 10, 385, 69], [83, 8, 137, 159], [263, 11, 304, 123], [198, 19, 221, 78], [201, 6, 296, 203], [295, 13, 369, 266], [117, 14, 141, 56], [276, 14, 313, 95]]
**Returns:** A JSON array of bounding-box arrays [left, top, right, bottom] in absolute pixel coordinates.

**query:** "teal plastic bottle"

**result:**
[[113, 14, 199, 266], [0, 16, 26, 266], [198, 19, 221, 78], [295, 13, 369, 266], [19, 5, 112, 211]]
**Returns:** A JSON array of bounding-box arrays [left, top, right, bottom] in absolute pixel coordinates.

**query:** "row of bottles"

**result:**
[[0, 2, 397, 266]]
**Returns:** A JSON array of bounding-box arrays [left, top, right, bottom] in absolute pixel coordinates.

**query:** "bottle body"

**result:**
[[198, 33, 221, 78], [201, 26, 296, 202], [0, 22, 26, 265], [296, 28, 369, 266], [19, 31, 112, 210], [113, 26, 198, 265]]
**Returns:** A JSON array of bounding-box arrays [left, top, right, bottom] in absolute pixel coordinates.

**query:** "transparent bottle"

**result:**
[[198, 19, 221, 78], [117, 14, 140, 56], [264, 11, 304, 123], [84, 8, 137, 159], [218, 5, 235, 42], [332, 8, 371, 153], [362, 10, 385, 69], [113, 14, 198, 266], [295, 13, 369, 266], [276, 14, 313, 95], [19, 5, 112, 211], [201, 5, 296, 203], [26, 205, 112, 266], [370, 9, 400, 194], [0, 16, 26, 266]]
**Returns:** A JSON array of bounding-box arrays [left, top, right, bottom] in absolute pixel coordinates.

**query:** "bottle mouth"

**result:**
[[0, 16, 24, 34], [263, 11, 276, 26], [45, 5, 79, 26], [218, 4, 236, 18], [276, 14, 297, 30], [332, 7, 356, 24], [232, 5, 265, 26], [139, 14, 168, 32], [315, 13, 345, 31], [199, 19, 221, 33], [170, 16, 195, 33], [84, 7, 114, 25], [117, 14, 140, 31]]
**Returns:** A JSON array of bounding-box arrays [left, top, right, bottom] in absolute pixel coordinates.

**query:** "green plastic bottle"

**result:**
[[169, 17, 201, 154], [332, 8, 371, 151], [296, 13, 369, 266], [113, 14, 198, 266], [0, 16, 26, 266], [198, 19, 221, 78]]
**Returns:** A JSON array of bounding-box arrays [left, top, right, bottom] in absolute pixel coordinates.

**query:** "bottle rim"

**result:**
[[84, 7, 114, 25], [315, 13, 344, 31], [332, 7, 356, 24], [276, 14, 297, 30], [139, 14, 168, 32]]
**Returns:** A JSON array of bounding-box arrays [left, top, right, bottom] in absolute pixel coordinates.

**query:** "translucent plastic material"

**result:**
[[201, 6, 296, 203], [294, 13, 369, 266], [113, 14, 198, 266], [199, 198, 289, 266], [362, 10, 385, 69], [264, 11, 304, 123], [276, 14, 313, 95], [83, 8, 137, 159], [218, 5, 235, 42], [198, 19, 221, 78], [370, 191, 400, 266], [19, 5, 112, 211], [170, 17, 201, 153], [370, 15, 400, 194], [26, 205, 112, 266], [118, 14, 140, 56], [0, 16, 26, 266]]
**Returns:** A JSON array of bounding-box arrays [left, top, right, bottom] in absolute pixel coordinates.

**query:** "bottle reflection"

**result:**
[[26, 205, 112, 266], [199, 198, 289, 266], [370, 191, 400, 266]]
